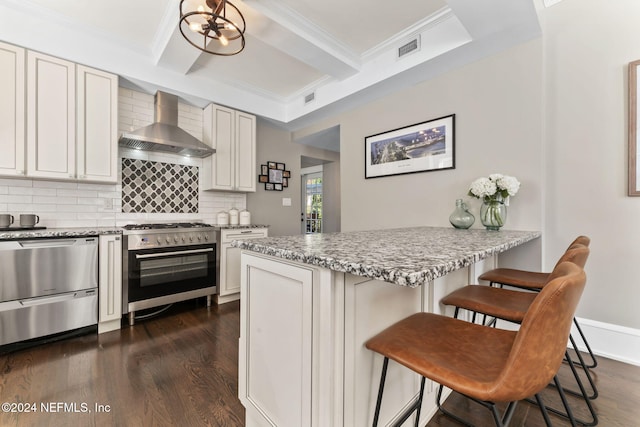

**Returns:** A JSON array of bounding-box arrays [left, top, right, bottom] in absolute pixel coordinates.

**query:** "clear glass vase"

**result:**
[[449, 199, 475, 229], [480, 199, 507, 231]]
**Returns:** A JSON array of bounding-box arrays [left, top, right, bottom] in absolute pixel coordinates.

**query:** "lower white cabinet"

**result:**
[[98, 235, 122, 333], [216, 227, 268, 304]]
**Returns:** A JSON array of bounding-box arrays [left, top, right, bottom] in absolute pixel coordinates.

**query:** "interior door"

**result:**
[[301, 172, 323, 234]]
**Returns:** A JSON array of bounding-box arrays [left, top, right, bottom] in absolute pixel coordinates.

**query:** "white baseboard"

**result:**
[[570, 317, 640, 367]]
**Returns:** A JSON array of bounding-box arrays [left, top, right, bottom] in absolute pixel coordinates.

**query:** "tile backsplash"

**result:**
[[121, 158, 199, 214], [0, 88, 245, 228]]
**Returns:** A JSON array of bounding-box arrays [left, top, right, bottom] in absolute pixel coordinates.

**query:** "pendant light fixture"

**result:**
[[179, 0, 246, 56]]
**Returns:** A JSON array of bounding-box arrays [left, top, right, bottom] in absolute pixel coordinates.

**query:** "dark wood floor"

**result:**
[[1, 300, 638, 426]]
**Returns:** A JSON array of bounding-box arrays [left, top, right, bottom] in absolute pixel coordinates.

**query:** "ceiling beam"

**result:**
[[240, 0, 361, 80]]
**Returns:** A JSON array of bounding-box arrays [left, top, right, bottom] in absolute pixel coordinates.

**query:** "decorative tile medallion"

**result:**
[[121, 158, 198, 213]]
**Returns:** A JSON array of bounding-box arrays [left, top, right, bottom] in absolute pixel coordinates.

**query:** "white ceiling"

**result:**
[[0, 0, 540, 131]]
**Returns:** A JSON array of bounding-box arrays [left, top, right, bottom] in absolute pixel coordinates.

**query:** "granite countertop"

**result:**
[[0, 227, 122, 240], [233, 226, 541, 287]]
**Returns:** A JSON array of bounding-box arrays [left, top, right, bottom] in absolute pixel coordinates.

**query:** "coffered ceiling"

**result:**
[[0, 0, 540, 130]]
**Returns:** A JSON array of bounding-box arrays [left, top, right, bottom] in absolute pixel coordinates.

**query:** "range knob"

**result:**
[[197, 235, 202, 241], [174, 236, 179, 243], [156, 237, 162, 244], [190, 236, 194, 242], [181, 236, 186, 243], [204, 234, 209, 241], [165, 237, 171, 244]]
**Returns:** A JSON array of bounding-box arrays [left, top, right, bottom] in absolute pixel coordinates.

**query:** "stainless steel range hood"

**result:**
[[119, 91, 214, 158]]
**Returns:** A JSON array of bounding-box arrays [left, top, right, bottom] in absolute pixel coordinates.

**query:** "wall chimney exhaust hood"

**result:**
[[119, 91, 215, 158]]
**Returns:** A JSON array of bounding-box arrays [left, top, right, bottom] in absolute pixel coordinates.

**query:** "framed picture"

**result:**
[[260, 162, 290, 190], [629, 60, 640, 196], [269, 169, 283, 184], [364, 114, 455, 179]]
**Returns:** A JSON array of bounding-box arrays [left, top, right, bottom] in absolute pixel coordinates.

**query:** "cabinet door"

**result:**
[[203, 103, 234, 191], [219, 228, 268, 298], [26, 51, 76, 180], [77, 65, 118, 183], [235, 111, 256, 192], [98, 235, 122, 333], [0, 42, 25, 177]]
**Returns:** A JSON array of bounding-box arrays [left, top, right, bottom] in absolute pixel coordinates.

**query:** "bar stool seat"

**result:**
[[441, 285, 536, 323], [365, 262, 587, 427]]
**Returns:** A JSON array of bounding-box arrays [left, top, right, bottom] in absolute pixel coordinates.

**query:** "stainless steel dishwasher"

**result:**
[[0, 237, 98, 347]]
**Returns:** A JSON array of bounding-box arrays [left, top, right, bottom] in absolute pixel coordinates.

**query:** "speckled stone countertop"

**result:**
[[0, 227, 122, 240], [233, 226, 541, 287]]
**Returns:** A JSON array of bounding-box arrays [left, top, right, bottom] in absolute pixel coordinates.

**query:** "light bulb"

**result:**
[[219, 34, 229, 46], [189, 22, 203, 32]]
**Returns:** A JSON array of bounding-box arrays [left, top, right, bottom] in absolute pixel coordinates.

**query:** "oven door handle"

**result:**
[[135, 248, 214, 259]]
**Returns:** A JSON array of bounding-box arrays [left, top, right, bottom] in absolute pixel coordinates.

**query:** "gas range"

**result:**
[[122, 222, 215, 250]]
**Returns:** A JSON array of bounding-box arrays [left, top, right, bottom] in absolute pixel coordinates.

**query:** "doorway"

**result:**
[[302, 170, 323, 234]]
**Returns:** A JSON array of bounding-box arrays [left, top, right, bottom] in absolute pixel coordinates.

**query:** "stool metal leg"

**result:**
[[372, 357, 389, 427]]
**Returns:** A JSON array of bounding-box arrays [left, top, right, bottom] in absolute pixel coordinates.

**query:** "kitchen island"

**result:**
[[234, 227, 540, 427]]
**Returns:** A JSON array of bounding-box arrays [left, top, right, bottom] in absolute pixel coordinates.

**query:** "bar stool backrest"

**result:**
[[552, 242, 590, 271], [488, 258, 587, 402]]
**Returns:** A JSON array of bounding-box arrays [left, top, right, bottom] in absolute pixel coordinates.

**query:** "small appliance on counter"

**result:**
[[239, 209, 251, 225]]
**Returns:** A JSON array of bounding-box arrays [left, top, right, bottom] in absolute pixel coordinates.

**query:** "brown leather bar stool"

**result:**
[[479, 235, 597, 370], [441, 245, 597, 426], [365, 262, 586, 427]]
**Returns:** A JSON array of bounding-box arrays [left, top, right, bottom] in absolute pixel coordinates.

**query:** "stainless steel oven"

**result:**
[[122, 223, 216, 325]]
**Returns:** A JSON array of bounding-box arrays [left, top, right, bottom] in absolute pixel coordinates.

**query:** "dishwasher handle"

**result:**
[[19, 289, 96, 307]]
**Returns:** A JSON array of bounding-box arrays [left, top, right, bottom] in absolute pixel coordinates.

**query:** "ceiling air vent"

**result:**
[[398, 36, 420, 59], [304, 92, 315, 105]]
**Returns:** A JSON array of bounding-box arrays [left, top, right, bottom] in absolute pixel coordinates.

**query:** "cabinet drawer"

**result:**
[[221, 228, 268, 243]]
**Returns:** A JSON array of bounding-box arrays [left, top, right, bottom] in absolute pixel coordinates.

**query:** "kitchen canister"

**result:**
[[229, 208, 239, 225], [217, 211, 229, 226], [239, 209, 251, 225]]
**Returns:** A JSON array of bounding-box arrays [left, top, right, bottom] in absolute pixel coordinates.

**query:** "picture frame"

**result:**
[[260, 162, 290, 190], [364, 114, 455, 179], [269, 169, 283, 184], [629, 60, 640, 196]]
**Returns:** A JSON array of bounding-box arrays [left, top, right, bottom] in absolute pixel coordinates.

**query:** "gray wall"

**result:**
[[247, 119, 340, 236], [288, 0, 640, 333]]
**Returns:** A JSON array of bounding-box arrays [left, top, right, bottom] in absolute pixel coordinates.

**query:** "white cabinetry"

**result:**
[[26, 51, 76, 180], [98, 235, 122, 334], [25, 50, 118, 183], [203, 104, 256, 192], [216, 227, 268, 304], [0, 42, 25, 177], [76, 65, 118, 182]]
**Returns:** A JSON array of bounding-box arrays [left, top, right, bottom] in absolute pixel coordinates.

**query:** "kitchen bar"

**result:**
[[234, 226, 541, 427]]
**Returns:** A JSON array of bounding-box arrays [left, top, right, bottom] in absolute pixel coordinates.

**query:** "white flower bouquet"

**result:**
[[468, 174, 520, 230]]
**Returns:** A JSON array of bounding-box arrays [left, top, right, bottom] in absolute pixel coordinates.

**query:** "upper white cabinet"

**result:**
[[25, 50, 118, 183], [203, 104, 256, 192], [0, 42, 26, 177], [27, 51, 76, 180], [76, 65, 118, 183]]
